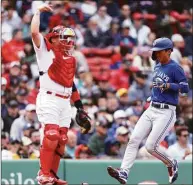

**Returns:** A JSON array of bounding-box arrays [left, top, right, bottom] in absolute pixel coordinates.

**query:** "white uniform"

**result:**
[[121, 104, 176, 173], [32, 34, 72, 128]]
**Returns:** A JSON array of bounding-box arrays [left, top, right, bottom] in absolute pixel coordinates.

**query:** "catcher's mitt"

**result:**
[[76, 108, 91, 134]]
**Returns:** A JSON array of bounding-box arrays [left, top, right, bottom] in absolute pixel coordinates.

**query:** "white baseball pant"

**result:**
[[36, 90, 72, 127], [121, 104, 176, 173]]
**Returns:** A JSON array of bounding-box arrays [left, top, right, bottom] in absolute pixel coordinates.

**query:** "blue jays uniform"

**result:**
[[152, 59, 189, 105], [115, 38, 189, 184]]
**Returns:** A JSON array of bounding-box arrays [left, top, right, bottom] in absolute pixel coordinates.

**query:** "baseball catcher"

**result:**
[[31, 3, 91, 185]]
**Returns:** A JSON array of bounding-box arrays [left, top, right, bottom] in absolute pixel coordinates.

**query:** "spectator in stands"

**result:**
[[1, 132, 9, 150], [104, 18, 121, 46], [10, 104, 37, 141], [16, 88, 29, 110], [170, 34, 186, 64], [66, 0, 84, 25], [107, 110, 127, 139], [100, 0, 119, 18], [118, 21, 137, 55], [106, 97, 119, 114], [130, 12, 151, 46], [73, 52, 89, 75], [65, 130, 78, 159], [91, 5, 112, 32], [20, 63, 33, 79], [4, 5, 22, 30], [21, 13, 32, 39], [19, 75, 29, 90], [6, 140, 22, 159], [78, 72, 101, 99], [26, 78, 39, 104], [1, 9, 13, 44], [166, 118, 192, 146], [110, 59, 134, 90], [184, 24, 193, 61], [2, 29, 25, 64], [104, 139, 121, 158], [30, 129, 40, 147], [3, 62, 21, 90], [167, 126, 192, 160], [133, 46, 155, 72], [118, 5, 133, 28], [1, 94, 7, 120], [84, 18, 106, 48], [79, 0, 97, 22], [19, 136, 33, 158], [29, 130, 40, 158], [1, 0, 10, 12], [1, 77, 8, 117], [97, 75, 115, 98], [114, 126, 130, 157], [21, 41, 36, 64], [2, 100, 19, 134], [97, 97, 107, 111], [126, 100, 144, 118], [88, 116, 108, 156], [144, 31, 157, 47], [75, 144, 91, 159], [73, 26, 85, 48], [116, 88, 130, 110], [128, 71, 151, 102]]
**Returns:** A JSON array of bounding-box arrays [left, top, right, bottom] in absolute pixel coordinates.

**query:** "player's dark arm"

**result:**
[[168, 66, 189, 93], [71, 82, 83, 109]]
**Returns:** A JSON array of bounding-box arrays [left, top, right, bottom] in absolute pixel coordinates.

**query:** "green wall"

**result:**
[[1, 160, 192, 185]]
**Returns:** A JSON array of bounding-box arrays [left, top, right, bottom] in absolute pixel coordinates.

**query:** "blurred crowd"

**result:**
[[1, 0, 192, 161]]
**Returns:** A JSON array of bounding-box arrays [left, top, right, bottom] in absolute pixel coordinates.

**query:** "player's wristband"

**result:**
[[74, 100, 83, 109], [169, 83, 180, 91]]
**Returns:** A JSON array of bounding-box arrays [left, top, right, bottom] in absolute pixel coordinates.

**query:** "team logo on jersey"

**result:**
[[153, 77, 166, 93]]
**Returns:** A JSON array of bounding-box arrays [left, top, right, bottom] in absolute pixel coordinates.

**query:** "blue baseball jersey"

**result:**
[[151, 59, 189, 105]]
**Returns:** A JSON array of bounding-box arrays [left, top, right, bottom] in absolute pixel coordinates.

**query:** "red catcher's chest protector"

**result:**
[[44, 38, 76, 88]]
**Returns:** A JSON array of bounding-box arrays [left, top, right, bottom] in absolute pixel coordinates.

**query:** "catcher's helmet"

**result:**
[[150, 37, 173, 51], [46, 26, 76, 52], [150, 37, 173, 60]]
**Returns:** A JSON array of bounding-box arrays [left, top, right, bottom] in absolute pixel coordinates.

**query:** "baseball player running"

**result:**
[[31, 4, 91, 185], [107, 38, 189, 184]]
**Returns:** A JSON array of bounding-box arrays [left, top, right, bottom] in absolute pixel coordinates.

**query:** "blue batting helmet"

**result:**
[[150, 37, 173, 51]]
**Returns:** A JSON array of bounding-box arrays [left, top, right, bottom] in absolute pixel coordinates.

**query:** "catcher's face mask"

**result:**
[[46, 26, 76, 54], [59, 28, 76, 52]]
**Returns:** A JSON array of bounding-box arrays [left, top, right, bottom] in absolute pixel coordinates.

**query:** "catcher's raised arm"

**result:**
[[31, 3, 53, 48]]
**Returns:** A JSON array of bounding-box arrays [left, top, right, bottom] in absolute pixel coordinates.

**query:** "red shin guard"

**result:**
[[51, 127, 68, 175], [40, 124, 60, 175]]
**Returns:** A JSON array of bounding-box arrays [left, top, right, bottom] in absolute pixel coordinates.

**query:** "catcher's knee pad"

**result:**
[[44, 124, 60, 141], [42, 124, 60, 150], [58, 127, 68, 145]]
